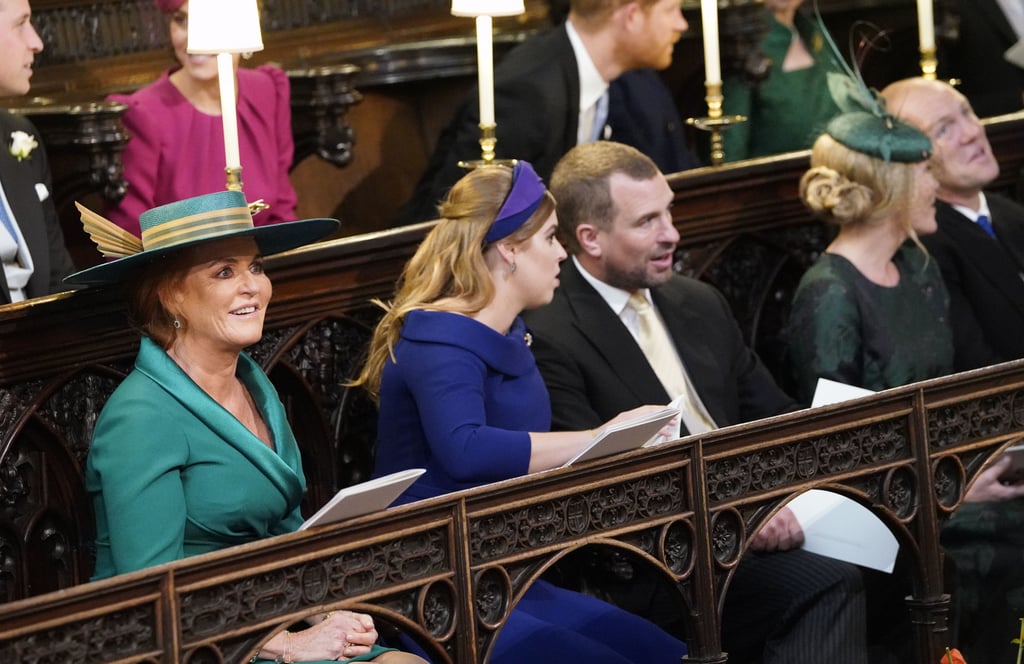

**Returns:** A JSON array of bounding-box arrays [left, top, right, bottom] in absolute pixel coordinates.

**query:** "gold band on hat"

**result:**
[[141, 205, 254, 250]]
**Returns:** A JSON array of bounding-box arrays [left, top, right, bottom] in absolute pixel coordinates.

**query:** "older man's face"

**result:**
[[892, 84, 999, 203]]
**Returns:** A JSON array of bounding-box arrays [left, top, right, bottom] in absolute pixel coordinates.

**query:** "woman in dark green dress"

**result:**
[[787, 108, 954, 404], [722, 0, 841, 162]]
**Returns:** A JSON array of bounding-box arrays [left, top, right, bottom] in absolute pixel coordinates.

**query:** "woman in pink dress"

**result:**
[[104, 0, 298, 235]]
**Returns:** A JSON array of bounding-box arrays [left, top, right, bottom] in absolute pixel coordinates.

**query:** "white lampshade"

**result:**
[[451, 0, 525, 17], [187, 0, 264, 54]]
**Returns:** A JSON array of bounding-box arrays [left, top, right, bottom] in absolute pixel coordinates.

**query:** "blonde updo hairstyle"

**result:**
[[801, 133, 919, 240], [352, 166, 556, 399]]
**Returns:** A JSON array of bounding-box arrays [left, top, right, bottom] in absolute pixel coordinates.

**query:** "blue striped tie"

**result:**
[[976, 214, 996, 239], [0, 200, 19, 249], [590, 91, 609, 142]]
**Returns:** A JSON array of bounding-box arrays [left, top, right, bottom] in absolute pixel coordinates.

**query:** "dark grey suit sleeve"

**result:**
[[529, 327, 607, 433]]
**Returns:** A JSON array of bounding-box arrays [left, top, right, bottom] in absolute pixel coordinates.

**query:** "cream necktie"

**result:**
[[629, 292, 716, 435]]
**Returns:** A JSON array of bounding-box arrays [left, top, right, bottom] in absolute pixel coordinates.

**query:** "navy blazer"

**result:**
[[922, 194, 1024, 369], [522, 259, 796, 434], [397, 24, 698, 225], [0, 110, 74, 304]]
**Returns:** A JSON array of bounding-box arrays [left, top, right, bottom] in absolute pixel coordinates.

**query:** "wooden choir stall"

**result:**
[[2, 0, 1024, 662]]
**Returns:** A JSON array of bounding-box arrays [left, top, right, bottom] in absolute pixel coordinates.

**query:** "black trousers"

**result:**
[[721, 549, 869, 664]]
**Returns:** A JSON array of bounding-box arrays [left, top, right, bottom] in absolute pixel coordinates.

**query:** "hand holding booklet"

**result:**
[[298, 468, 426, 531], [562, 406, 678, 467]]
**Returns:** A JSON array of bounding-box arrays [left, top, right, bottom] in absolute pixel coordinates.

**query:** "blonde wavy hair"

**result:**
[[800, 134, 921, 245], [352, 166, 556, 400]]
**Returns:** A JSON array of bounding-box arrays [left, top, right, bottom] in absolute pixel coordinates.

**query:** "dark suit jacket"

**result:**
[[922, 195, 1024, 369], [942, 0, 1024, 117], [522, 259, 796, 433], [396, 25, 698, 225], [0, 110, 74, 304]]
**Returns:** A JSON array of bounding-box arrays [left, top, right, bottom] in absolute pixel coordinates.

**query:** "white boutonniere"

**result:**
[[9, 130, 38, 161]]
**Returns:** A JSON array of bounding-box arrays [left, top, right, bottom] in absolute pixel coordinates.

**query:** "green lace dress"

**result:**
[[787, 244, 954, 404]]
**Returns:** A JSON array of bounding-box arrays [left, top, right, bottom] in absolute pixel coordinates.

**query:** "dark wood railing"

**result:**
[[2, 102, 1023, 664], [2, 352, 1021, 663]]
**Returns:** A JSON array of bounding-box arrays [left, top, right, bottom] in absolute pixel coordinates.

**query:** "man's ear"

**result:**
[[612, 0, 642, 31], [576, 223, 603, 258]]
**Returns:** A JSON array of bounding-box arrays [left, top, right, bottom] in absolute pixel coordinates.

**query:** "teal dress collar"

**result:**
[[134, 336, 306, 524]]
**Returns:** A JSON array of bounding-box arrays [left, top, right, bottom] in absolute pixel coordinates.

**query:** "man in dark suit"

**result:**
[[396, 0, 698, 224], [0, 0, 74, 304], [523, 140, 874, 664], [883, 77, 1024, 370], [884, 75, 1024, 664], [940, 0, 1024, 118]]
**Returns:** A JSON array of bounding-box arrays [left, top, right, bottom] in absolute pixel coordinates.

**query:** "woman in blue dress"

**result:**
[[353, 161, 687, 663]]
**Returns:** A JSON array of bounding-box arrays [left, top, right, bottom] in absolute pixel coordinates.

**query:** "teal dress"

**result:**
[[87, 337, 392, 663], [722, 11, 841, 162], [787, 245, 954, 404]]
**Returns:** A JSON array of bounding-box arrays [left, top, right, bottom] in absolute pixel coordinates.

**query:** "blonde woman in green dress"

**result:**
[[787, 109, 953, 404]]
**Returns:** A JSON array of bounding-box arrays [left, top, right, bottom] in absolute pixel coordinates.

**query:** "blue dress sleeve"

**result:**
[[401, 344, 532, 484]]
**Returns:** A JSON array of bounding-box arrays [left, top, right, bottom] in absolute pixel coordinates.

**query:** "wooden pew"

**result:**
[[2, 350, 1022, 662], [8, 0, 933, 254], [2, 111, 1024, 663]]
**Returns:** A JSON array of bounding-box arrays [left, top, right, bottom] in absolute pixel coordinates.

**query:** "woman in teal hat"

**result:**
[[786, 107, 954, 404], [67, 192, 425, 664]]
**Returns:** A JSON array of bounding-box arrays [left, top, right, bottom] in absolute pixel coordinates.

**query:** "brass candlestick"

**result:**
[[920, 46, 938, 80], [686, 81, 746, 166], [225, 166, 243, 192], [458, 122, 516, 169]]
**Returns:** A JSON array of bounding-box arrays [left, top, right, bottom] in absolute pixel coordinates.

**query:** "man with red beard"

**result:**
[[883, 77, 1024, 370], [396, 0, 699, 224], [523, 141, 877, 664]]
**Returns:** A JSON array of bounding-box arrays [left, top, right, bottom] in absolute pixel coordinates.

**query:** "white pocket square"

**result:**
[[35, 182, 49, 202]]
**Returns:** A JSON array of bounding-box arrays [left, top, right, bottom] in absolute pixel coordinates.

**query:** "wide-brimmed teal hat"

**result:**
[[64, 190, 339, 286]]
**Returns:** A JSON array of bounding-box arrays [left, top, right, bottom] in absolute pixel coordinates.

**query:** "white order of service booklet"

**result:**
[[298, 468, 426, 531], [562, 406, 679, 467], [792, 377, 898, 572]]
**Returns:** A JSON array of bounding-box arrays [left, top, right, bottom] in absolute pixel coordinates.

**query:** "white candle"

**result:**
[[701, 0, 721, 85], [916, 0, 935, 51], [217, 52, 241, 170], [475, 15, 496, 126]]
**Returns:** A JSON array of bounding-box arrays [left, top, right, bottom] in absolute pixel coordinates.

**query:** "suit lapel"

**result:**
[[560, 261, 670, 404], [0, 112, 47, 301], [652, 282, 728, 426], [938, 201, 1024, 314]]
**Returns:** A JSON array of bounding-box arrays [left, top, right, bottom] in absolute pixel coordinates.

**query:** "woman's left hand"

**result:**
[[288, 610, 378, 661], [326, 610, 379, 659]]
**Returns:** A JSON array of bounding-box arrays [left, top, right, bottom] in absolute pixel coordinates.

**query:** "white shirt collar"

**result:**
[[951, 191, 991, 224], [565, 19, 609, 142]]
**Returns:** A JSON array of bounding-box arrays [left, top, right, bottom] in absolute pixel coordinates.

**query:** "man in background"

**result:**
[[883, 75, 1024, 664], [882, 77, 1024, 370], [396, 0, 699, 224], [0, 0, 74, 304]]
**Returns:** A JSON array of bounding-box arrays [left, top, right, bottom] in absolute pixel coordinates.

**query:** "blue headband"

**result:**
[[484, 161, 546, 243]]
